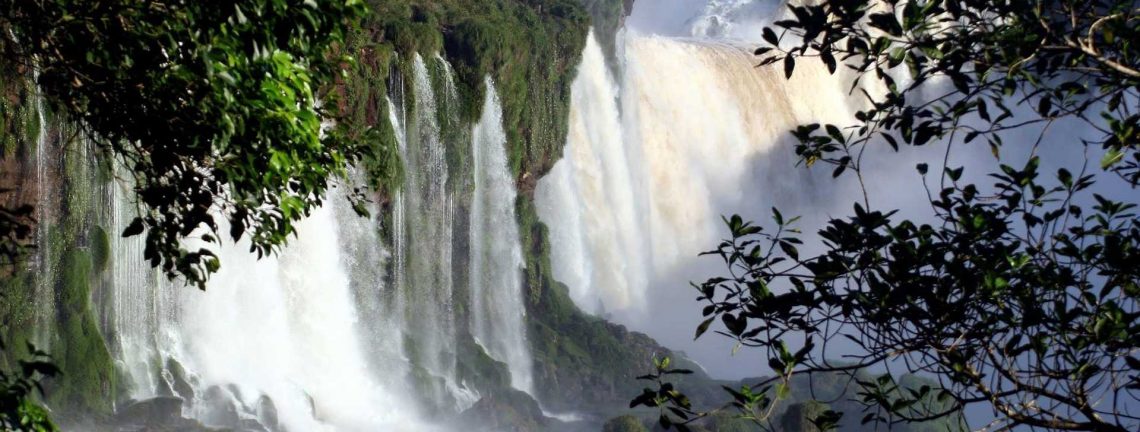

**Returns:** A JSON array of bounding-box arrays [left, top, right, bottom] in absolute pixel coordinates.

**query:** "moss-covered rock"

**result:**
[[90, 225, 110, 274], [343, 0, 590, 203], [777, 401, 833, 432], [603, 415, 649, 432], [456, 332, 512, 393], [457, 387, 547, 432], [515, 193, 720, 415], [49, 247, 115, 415]]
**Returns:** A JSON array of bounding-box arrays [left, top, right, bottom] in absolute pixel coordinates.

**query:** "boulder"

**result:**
[[457, 388, 547, 431], [113, 397, 186, 428], [200, 385, 240, 428], [256, 395, 280, 432]]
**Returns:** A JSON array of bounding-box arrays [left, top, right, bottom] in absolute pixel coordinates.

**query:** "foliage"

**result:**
[[357, 0, 588, 183], [0, 339, 59, 432], [0, 0, 368, 288], [636, 1, 1140, 431]]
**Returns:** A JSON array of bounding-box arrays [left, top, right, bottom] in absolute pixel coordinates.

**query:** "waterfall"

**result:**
[[105, 179, 426, 430], [536, 29, 862, 317], [103, 50, 529, 430], [393, 53, 472, 409], [468, 77, 533, 394], [31, 86, 54, 347], [106, 173, 162, 398], [99, 50, 539, 430]]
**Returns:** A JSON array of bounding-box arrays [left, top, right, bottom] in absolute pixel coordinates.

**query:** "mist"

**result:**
[[539, 0, 1123, 385]]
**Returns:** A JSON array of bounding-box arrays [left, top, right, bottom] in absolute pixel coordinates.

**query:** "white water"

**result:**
[[107, 181, 426, 430], [627, 0, 778, 42], [31, 86, 54, 347], [537, 29, 860, 317], [468, 77, 533, 394], [104, 51, 547, 430], [393, 53, 476, 410]]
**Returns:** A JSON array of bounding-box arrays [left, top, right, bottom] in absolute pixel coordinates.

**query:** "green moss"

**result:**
[[0, 74, 39, 158], [0, 107, 121, 417], [90, 225, 110, 274], [48, 248, 115, 415], [516, 194, 720, 414], [456, 333, 511, 393], [345, 0, 589, 199], [0, 269, 37, 366]]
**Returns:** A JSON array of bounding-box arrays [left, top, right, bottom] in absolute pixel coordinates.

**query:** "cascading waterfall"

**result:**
[[468, 77, 533, 394], [12, 2, 974, 428], [105, 168, 162, 398], [106, 177, 426, 431], [537, 29, 862, 317], [394, 53, 472, 409], [97, 47, 545, 431], [536, 31, 649, 314], [103, 50, 539, 430], [333, 171, 412, 402], [31, 86, 55, 347]]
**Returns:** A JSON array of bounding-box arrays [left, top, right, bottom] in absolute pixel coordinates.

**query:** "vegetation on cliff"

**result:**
[[1, 1, 368, 287], [343, 0, 590, 201]]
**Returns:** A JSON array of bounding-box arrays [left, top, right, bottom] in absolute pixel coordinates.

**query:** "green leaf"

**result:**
[[776, 382, 791, 400], [1102, 149, 1124, 169], [695, 317, 715, 340], [779, 241, 800, 260]]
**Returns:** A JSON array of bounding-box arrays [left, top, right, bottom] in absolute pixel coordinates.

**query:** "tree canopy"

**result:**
[[634, 1, 1140, 431], [0, 0, 368, 288]]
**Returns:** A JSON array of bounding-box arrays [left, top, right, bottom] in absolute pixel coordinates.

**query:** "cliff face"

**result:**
[[343, 0, 591, 202], [0, 0, 704, 427], [0, 72, 119, 420], [573, 0, 633, 64], [352, 0, 707, 417]]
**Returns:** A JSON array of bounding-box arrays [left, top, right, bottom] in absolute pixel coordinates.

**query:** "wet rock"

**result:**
[[165, 357, 196, 402], [201, 385, 240, 428], [458, 388, 547, 432], [113, 396, 185, 428], [238, 418, 271, 431], [255, 395, 280, 432], [602, 415, 648, 432]]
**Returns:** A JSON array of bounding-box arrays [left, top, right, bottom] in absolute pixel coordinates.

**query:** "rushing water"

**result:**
[[31, 86, 55, 348], [536, 29, 861, 318], [394, 53, 471, 411], [94, 51, 536, 430], [469, 77, 533, 394], [24, 1, 891, 428], [107, 183, 425, 431]]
